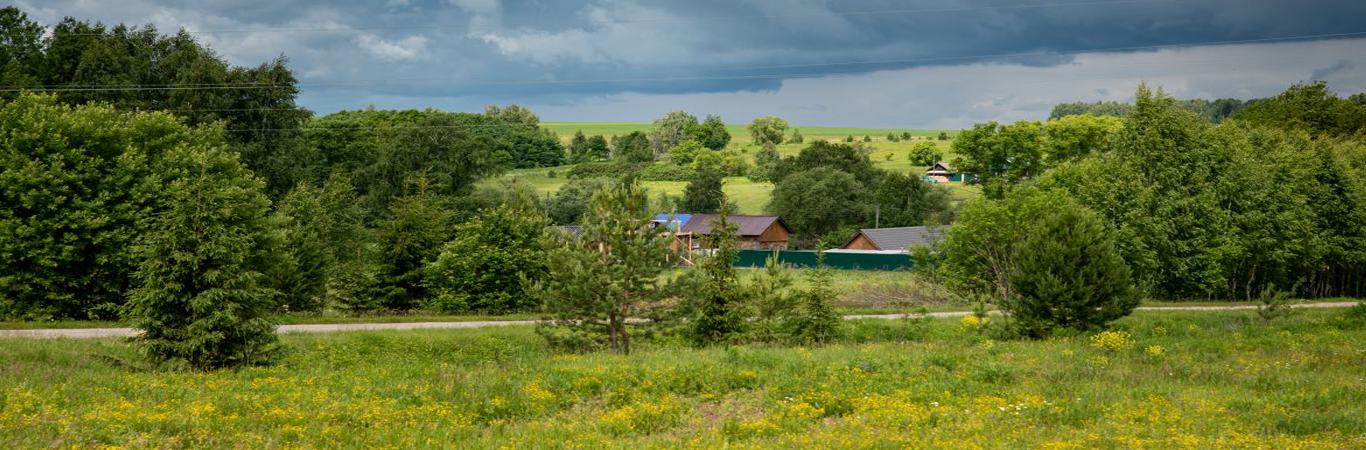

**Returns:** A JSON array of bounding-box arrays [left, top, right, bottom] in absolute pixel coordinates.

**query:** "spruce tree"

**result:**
[[125, 146, 280, 370], [1007, 203, 1137, 337], [687, 200, 749, 345], [787, 251, 843, 343], [374, 178, 453, 310]]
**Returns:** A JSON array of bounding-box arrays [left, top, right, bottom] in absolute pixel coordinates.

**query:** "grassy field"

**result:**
[[4, 307, 1364, 449], [490, 134, 977, 215], [541, 123, 957, 142]]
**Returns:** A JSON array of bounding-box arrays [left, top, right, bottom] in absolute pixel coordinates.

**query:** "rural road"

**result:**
[[1, 301, 1357, 340]]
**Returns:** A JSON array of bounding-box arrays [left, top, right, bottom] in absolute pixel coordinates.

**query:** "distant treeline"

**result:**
[[1049, 98, 1259, 123]]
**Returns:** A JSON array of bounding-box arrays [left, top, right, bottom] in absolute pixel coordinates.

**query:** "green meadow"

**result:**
[[4, 307, 1364, 449], [491, 126, 975, 215]]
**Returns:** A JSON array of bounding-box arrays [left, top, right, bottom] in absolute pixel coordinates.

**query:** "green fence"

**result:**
[[734, 250, 913, 271]]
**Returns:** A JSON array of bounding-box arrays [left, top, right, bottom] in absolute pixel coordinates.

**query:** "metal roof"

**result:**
[[652, 213, 691, 232], [843, 225, 951, 251], [682, 214, 790, 237]]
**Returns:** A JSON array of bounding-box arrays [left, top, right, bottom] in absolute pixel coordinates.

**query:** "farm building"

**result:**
[[681, 214, 791, 250], [923, 162, 969, 183], [652, 214, 696, 257], [840, 225, 950, 251]]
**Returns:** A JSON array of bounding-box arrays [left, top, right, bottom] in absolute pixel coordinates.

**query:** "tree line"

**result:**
[[944, 82, 1366, 306]]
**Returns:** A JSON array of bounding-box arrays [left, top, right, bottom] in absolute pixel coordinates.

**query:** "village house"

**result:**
[[923, 161, 970, 183], [840, 225, 950, 252], [681, 214, 791, 251]]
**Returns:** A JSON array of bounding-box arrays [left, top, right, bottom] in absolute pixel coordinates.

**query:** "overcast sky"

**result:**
[[14, 0, 1366, 127]]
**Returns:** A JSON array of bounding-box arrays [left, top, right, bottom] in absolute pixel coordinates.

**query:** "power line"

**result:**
[[54, 0, 1191, 36], [200, 60, 1366, 132], [7, 30, 1364, 93], [101, 50, 1366, 115]]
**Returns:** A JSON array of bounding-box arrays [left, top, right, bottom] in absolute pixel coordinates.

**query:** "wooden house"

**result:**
[[840, 225, 950, 251], [682, 214, 791, 250], [924, 162, 968, 183]]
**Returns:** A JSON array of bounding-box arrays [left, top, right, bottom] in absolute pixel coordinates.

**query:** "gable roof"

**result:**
[[682, 214, 790, 237], [926, 161, 955, 174], [843, 225, 950, 251]]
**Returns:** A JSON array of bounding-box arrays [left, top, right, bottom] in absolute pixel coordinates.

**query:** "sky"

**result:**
[[14, 0, 1366, 128]]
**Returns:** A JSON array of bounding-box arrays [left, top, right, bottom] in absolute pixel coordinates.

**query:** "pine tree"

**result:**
[[1007, 203, 1137, 337], [687, 200, 749, 345], [125, 146, 280, 370], [535, 176, 675, 353]]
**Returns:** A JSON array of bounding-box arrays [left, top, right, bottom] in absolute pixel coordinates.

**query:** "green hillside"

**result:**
[[489, 127, 976, 215]]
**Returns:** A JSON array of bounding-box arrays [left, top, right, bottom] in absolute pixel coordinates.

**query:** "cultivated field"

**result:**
[[4, 308, 1363, 449]]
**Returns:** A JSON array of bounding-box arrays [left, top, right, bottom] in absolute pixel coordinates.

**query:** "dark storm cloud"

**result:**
[[12, 0, 1366, 125]]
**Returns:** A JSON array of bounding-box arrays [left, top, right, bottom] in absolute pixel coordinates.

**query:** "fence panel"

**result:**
[[734, 250, 913, 271]]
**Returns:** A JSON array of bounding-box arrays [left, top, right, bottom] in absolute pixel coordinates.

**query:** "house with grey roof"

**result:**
[[839, 225, 950, 252]]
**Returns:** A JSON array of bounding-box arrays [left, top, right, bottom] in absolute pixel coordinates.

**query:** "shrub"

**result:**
[[568, 161, 639, 179], [549, 177, 611, 225], [1256, 284, 1296, 322], [425, 195, 549, 314], [1006, 202, 1138, 337], [636, 163, 697, 181]]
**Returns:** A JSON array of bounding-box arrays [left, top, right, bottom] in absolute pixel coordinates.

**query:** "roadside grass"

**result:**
[[3, 309, 1364, 449]]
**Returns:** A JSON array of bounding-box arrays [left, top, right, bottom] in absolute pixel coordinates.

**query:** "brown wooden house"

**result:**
[[682, 214, 791, 250], [840, 225, 950, 251]]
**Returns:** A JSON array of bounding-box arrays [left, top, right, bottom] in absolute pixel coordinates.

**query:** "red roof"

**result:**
[[682, 214, 790, 237]]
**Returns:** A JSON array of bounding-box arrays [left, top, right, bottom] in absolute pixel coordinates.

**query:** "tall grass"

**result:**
[[3, 308, 1363, 449]]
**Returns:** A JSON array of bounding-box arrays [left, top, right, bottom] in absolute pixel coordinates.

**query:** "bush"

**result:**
[[550, 178, 611, 225], [568, 161, 639, 179], [1006, 202, 1138, 337], [425, 196, 549, 314], [636, 163, 698, 182]]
